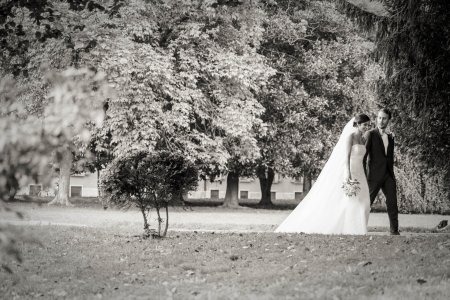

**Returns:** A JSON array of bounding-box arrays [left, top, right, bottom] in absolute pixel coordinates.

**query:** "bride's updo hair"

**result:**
[[353, 113, 370, 127]]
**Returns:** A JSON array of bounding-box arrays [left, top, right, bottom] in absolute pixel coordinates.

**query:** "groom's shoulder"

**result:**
[[365, 128, 377, 137]]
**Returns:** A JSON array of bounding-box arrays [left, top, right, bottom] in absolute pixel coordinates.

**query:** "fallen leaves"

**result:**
[[357, 261, 372, 267], [417, 278, 427, 284], [1, 227, 449, 299], [229, 255, 239, 261]]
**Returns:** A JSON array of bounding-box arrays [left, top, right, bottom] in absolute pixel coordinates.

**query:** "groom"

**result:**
[[363, 108, 400, 235]]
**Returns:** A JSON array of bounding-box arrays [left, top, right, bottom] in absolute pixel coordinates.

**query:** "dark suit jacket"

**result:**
[[363, 128, 395, 182]]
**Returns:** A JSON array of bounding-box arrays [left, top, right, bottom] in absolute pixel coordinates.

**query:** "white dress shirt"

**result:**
[[380, 132, 388, 155]]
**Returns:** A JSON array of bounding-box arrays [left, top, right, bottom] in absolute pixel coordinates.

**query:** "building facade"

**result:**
[[189, 174, 304, 201], [18, 173, 99, 198], [18, 172, 305, 201]]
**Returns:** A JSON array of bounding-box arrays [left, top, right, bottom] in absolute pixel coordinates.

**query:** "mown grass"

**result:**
[[1, 226, 449, 300]]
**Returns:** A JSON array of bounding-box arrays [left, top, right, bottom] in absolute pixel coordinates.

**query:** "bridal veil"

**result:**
[[275, 118, 357, 233]]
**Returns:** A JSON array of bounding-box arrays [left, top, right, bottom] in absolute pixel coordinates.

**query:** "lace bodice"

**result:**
[[350, 144, 366, 178], [351, 144, 366, 158]]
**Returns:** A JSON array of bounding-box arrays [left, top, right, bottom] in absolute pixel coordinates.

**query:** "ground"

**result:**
[[1, 201, 449, 299]]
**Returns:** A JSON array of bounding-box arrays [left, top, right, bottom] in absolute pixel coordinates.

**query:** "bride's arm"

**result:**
[[363, 131, 371, 176], [344, 133, 353, 181]]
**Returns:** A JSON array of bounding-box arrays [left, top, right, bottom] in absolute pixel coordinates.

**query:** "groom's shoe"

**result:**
[[390, 230, 400, 236]]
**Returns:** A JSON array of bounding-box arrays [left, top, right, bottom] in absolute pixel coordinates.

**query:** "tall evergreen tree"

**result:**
[[337, 0, 450, 212]]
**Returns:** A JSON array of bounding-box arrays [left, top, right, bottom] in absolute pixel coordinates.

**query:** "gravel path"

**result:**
[[1, 202, 448, 234]]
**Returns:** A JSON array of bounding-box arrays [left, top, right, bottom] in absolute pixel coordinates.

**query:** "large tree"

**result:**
[[337, 0, 450, 212], [255, 0, 382, 205], [0, 0, 115, 205], [94, 0, 275, 209], [0, 68, 108, 270]]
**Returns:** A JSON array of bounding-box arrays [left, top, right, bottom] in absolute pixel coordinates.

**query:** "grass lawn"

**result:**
[[1, 226, 449, 299]]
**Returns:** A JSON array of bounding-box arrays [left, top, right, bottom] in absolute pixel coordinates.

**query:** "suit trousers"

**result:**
[[368, 174, 399, 232]]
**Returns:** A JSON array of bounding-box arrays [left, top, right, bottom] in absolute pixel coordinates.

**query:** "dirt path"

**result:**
[[1, 202, 448, 234]]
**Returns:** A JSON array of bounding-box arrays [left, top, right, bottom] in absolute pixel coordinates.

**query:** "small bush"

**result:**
[[100, 151, 198, 237]]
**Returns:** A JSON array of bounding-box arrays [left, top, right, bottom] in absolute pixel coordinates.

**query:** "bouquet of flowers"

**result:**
[[342, 179, 361, 197]]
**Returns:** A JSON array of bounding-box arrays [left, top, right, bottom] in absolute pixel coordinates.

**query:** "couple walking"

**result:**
[[276, 108, 400, 235]]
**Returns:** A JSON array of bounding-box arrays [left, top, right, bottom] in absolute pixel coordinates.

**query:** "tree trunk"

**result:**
[[141, 205, 149, 231], [6, 175, 18, 201], [156, 205, 162, 237], [48, 147, 73, 206], [97, 169, 108, 209], [162, 203, 169, 237], [302, 171, 312, 199], [419, 172, 426, 200], [258, 167, 275, 206], [223, 172, 240, 208]]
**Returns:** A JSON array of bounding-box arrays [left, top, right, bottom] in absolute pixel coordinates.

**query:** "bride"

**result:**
[[275, 114, 371, 235]]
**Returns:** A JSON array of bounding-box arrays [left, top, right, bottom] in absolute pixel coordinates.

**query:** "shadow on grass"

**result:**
[[12, 196, 449, 219], [8, 196, 104, 208], [183, 200, 298, 210], [5, 196, 403, 215], [10, 198, 377, 213], [9, 196, 302, 210]]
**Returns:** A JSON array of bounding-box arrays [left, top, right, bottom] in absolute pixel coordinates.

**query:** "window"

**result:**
[[29, 184, 42, 196], [70, 186, 82, 197], [210, 190, 219, 200], [240, 191, 248, 199]]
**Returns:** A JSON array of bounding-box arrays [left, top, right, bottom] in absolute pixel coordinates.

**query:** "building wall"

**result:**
[[19, 172, 304, 200], [17, 172, 99, 197], [69, 173, 99, 197], [188, 174, 304, 200]]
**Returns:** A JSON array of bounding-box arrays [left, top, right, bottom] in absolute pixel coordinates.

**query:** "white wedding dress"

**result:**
[[275, 120, 370, 235]]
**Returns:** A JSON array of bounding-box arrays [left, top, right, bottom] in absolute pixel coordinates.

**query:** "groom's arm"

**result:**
[[363, 131, 371, 177], [388, 134, 396, 177]]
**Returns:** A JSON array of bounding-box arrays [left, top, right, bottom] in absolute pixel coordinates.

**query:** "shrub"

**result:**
[[100, 151, 198, 237]]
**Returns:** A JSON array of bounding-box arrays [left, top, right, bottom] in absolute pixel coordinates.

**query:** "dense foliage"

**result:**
[[255, 0, 382, 204], [338, 0, 450, 212], [91, 0, 278, 207], [0, 68, 109, 270], [0, 1, 111, 266], [0, 0, 117, 205]]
